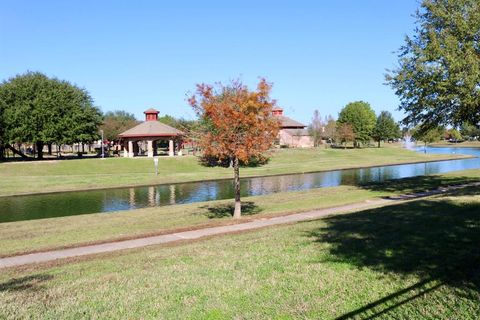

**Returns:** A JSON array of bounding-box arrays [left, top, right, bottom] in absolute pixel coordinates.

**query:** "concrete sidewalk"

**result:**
[[1, 182, 477, 269], [0, 199, 392, 269]]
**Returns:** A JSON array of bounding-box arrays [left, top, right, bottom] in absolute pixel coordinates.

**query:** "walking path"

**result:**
[[1, 182, 478, 269]]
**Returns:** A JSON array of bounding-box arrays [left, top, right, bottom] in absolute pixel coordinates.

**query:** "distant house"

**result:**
[[273, 107, 314, 148]]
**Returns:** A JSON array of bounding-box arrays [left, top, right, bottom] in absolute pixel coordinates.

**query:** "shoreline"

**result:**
[[2, 181, 479, 267], [429, 143, 480, 148], [0, 154, 474, 198]]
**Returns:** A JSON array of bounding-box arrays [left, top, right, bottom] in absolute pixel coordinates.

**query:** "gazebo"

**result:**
[[119, 108, 184, 157]]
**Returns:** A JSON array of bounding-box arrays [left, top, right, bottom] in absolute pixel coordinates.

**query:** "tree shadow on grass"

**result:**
[[0, 274, 53, 292], [359, 174, 480, 196], [307, 192, 480, 318], [200, 201, 262, 219]]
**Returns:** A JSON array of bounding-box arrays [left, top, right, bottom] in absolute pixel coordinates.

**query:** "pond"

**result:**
[[1, 146, 479, 223]]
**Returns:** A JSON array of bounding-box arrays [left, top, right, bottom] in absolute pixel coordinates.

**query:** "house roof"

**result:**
[[119, 121, 184, 138], [277, 115, 306, 128]]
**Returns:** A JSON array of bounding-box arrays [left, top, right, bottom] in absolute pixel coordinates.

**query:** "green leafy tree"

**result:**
[[460, 122, 480, 140], [412, 126, 444, 148], [445, 128, 463, 142], [70, 105, 103, 147], [386, 0, 480, 128], [0, 98, 6, 159], [338, 101, 376, 147], [100, 110, 139, 142], [372, 111, 401, 147], [158, 114, 178, 128], [0, 72, 101, 159], [159, 114, 198, 133]]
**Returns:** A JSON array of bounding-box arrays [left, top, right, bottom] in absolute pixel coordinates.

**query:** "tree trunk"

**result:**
[[0, 145, 4, 160], [233, 156, 241, 219], [47, 143, 52, 155], [378, 140, 381, 148], [36, 141, 44, 159], [5, 143, 28, 158]]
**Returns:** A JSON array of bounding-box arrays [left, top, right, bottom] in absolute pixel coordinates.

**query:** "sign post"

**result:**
[[153, 157, 159, 175]]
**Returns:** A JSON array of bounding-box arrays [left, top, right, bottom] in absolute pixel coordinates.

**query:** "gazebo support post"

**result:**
[[128, 140, 134, 158], [147, 140, 154, 158], [123, 142, 129, 158], [169, 139, 174, 157]]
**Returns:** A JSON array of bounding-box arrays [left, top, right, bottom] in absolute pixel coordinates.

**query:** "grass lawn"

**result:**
[[430, 141, 480, 148], [0, 145, 469, 196], [1, 185, 479, 319], [1, 169, 479, 258]]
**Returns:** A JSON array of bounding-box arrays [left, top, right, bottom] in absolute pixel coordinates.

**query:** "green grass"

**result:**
[[0, 186, 384, 257], [1, 187, 479, 319], [0, 146, 468, 196], [1, 169, 479, 258], [430, 141, 480, 147]]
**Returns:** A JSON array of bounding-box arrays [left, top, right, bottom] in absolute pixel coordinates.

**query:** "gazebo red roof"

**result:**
[[144, 108, 160, 114]]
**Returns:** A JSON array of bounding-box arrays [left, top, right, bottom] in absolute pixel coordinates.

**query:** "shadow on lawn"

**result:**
[[200, 201, 262, 218], [359, 174, 480, 195], [308, 190, 480, 318], [0, 274, 53, 292]]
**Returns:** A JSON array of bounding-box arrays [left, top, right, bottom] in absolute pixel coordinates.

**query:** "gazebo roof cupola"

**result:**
[[144, 108, 160, 121], [272, 107, 284, 116]]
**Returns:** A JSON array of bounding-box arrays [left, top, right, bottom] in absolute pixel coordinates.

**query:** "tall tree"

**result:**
[[460, 122, 480, 140], [372, 111, 401, 147], [338, 101, 376, 147], [188, 79, 280, 218], [308, 110, 323, 147], [157, 114, 178, 128], [100, 110, 139, 142], [335, 123, 355, 149], [412, 126, 444, 148], [323, 115, 337, 142], [0, 98, 6, 160], [386, 0, 480, 128], [445, 128, 462, 142], [158, 114, 199, 133], [0, 72, 101, 159]]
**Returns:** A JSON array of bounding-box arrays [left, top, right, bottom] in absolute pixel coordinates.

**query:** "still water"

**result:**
[[1, 147, 479, 223]]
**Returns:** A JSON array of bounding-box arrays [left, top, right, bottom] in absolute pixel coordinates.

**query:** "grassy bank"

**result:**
[[1, 185, 479, 319], [0, 146, 469, 196], [1, 169, 479, 258], [430, 141, 480, 148]]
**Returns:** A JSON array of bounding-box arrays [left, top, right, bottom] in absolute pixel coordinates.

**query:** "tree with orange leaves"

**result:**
[[188, 79, 280, 218]]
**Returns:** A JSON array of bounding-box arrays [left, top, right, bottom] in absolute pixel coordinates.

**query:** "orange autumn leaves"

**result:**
[[188, 79, 280, 163]]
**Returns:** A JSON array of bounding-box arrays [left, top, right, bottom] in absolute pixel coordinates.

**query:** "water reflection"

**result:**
[[0, 147, 479, 223]]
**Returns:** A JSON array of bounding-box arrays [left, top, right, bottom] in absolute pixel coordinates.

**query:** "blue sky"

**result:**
[[0, 0, 419, 124]]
